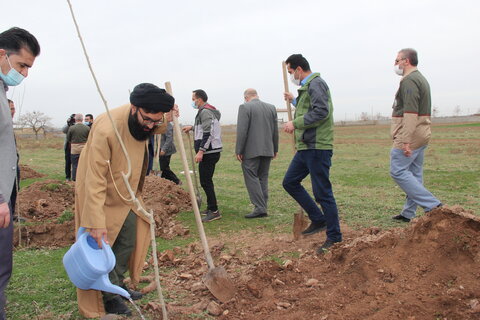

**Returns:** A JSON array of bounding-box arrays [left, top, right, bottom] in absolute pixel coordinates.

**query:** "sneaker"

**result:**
[[316, 239, 338, 254], [200, 209, 209, 216], [301, 221, 327, 236], [392, 214, 410, 223], [104, 295, 132, 316], [202, 210, 221, 222]]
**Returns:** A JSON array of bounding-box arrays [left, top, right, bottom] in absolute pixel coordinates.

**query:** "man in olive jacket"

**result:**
[[74, 83, 174, 317], [390, 48, 442, 223], [283, 54, 342, 254]]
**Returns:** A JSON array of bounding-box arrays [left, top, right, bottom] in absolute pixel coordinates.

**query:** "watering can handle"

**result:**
[[77, 227, 110, 251]]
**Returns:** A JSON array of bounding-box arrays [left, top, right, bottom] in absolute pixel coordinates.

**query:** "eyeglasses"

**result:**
[[395, 58, 406, 63], [137, 109, 164, 125]]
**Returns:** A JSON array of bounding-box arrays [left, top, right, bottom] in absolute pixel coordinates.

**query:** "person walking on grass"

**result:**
[[282, 54, 342, 254], [390, 48, 442, 223], [235, 88, 278, 219], [66, 113, 90, 181], [159, 111, 181, 184], [0, 27, 40, 320], [182, 89, 222, 223]]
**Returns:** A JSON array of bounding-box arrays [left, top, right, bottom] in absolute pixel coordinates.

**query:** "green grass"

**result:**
[[7, 123, 480, 319]]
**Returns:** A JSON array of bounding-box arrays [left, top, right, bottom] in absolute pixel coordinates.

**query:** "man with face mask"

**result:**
[[74, 83, 175, 317], [390, 48, 442, 223], [0, 27, 40, 320], [282, 54, 342, 255]]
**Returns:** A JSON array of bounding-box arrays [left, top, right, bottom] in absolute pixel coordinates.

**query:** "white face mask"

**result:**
[[290, 70, 301, 86], [394, 64, 403, 76]]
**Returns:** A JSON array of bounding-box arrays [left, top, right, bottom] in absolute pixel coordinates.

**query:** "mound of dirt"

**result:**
[[14, 175, 191, 248], [19, 164, 46, 180], [140, 206, 480, 320]]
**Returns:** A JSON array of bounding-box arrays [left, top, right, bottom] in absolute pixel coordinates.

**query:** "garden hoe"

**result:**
[[186, 130, 203, 208], [166, 82, 235, 303], [282, 61, 309, 240]]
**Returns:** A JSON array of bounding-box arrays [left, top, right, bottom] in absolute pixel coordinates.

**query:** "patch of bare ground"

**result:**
[[140, 206, 480, 320]]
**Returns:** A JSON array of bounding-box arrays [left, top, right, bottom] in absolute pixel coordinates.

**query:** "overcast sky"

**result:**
[[2, 0, 479, 127]]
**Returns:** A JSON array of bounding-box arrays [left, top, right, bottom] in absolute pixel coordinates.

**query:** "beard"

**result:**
[[128, 111, 153, 141]]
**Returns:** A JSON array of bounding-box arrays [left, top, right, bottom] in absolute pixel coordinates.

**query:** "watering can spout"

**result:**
[[91, 276, 131, 299]]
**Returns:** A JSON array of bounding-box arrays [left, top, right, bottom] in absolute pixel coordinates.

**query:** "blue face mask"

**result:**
[[0, 55, 25, 86], [84, 122, 90, 126], [191, 101, 198, 109]]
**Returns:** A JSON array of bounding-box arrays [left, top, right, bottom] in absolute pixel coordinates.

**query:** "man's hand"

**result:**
[[0, 202, 11, 229], [171, 104, 180, 118], [402, 143, 412, 157], [89, 228, 108, 248], [195, 150, 204, 163], [160, 150, 166, 156], [182, 125, 193, 133], [273, 152, 278, 159], [236, 154, 243, 162], [284, 92, 294, 103], [283, 121, 295, 134]]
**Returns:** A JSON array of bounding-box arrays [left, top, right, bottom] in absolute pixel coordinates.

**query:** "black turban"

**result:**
[[130, 83, 175, 113]]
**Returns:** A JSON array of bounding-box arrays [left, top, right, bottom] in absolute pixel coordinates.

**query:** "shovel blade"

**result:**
[[202, 267, 235, 303], [293, 210, 308, 240]]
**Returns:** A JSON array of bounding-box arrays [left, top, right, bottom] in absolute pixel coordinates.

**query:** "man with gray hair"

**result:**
[[390, 48, 442, 222], [66, 113, 90, 181], [236, 88, 278, 218]]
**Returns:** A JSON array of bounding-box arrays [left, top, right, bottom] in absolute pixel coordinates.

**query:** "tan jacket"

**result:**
[[391, 69, 432, 150], [74, 104, 166, 318]]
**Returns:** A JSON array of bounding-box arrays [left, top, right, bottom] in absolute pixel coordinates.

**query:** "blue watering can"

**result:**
[[63, 227, 130, 299]]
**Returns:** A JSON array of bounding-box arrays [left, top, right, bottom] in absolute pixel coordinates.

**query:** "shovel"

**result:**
[[165, 82, 236, 303], [185, 130, 203, 208], [282, 61, 309, 240]]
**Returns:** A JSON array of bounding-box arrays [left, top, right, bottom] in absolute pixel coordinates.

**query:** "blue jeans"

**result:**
[[390, 146, 441, 219], [283, 149, 342, 242]]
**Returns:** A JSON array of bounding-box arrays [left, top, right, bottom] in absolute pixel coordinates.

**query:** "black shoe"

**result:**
[[301, 221, 327, 236], [426, 203, 443, 212], [202, 210, 222, 222], [104, 296, 132, 316], [316, 239, 338, 254], [245, 212, 268, 219], [121, 286, 143, 301], [392, 214, 410, 223], [200, 209, 209, 216]]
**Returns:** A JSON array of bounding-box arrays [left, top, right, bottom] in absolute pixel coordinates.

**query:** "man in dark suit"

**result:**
[[235, 88, 279, 218]]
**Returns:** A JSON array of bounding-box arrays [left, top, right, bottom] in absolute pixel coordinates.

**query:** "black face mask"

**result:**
[[128, 110, 153, 141]]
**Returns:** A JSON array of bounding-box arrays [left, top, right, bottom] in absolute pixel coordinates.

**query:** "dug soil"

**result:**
[[13, 175, 191, 247], [19, 164, 46, 180], [139, 206, 480, 320]]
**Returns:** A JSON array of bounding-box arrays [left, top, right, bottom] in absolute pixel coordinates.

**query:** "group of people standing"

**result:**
[[0, 25, 443, 319], [62, 113, 93, 181]]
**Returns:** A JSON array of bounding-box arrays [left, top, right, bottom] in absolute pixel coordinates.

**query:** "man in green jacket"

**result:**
[[283, 54, 342, 254], [390, 48, 442, 222]]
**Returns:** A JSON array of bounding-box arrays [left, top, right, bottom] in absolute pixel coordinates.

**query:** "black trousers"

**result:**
[[199, 152, 220, 211], [0, 201, 14, 320], [103, 211, 137, 302], [71, 154, 80, 181], [159, 155, 180, 184], [65, 144, 72, 179]]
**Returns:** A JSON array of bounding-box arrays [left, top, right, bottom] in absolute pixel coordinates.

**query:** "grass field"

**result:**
[[7, 122, 480, 319]]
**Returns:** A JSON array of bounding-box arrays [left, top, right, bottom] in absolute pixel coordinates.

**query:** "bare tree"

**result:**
[[360, 112, 369, 121], [18, 111, 52, 139], [453, 105, 461, 117]]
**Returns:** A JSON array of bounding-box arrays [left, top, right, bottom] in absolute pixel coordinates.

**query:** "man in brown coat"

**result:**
[[74, 83, 174, 317]]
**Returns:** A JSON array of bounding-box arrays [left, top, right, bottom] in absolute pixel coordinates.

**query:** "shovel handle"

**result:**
[[185, 131, 201, 195], [282, 61, 296, 152], [165, 82, 215, 269]]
